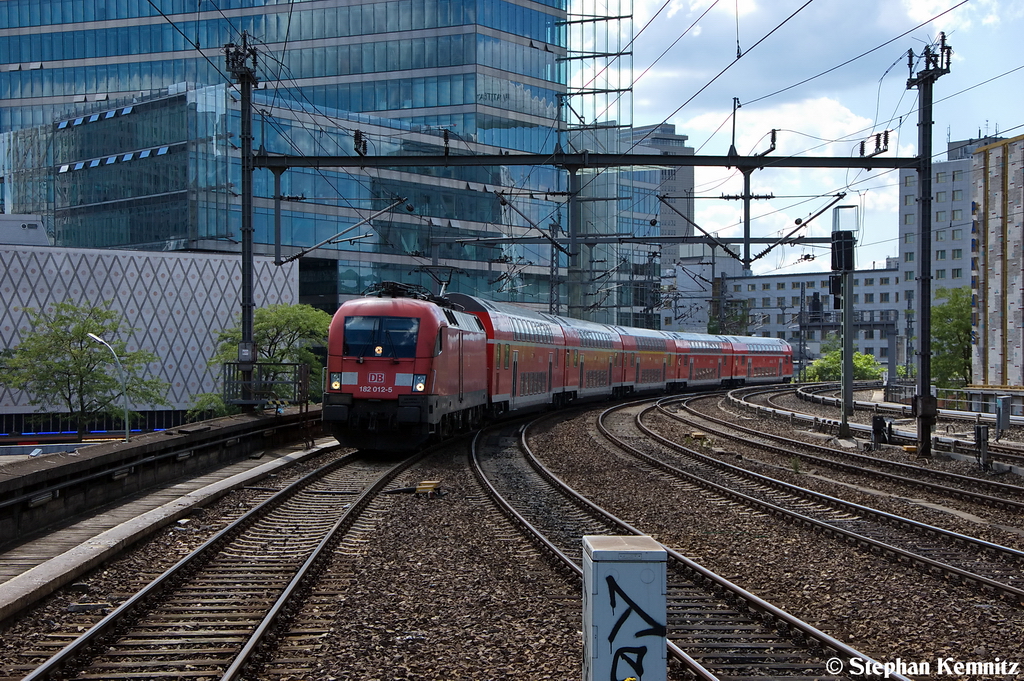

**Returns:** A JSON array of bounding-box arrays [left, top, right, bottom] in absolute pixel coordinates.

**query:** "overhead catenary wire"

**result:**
[[162, 0, 513, 275], [740, 1, 968, 108], [143, 0, 418, 260], [568, 0, 821, 266], [149, 0, 1024, 282]]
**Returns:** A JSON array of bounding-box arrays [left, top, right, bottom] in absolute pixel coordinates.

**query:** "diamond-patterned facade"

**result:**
[[0, 245, 298, 412]]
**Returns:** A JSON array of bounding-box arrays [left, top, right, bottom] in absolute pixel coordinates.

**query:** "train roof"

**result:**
[[611, 325, 674, 339], [668, 332, 731, 343], [446, 293, 790, 352], [447, 293, 556, 324], [720, 335, 792, 346]]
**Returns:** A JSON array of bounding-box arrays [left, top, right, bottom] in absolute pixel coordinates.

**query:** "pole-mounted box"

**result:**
[[831, 230, 855, 271]]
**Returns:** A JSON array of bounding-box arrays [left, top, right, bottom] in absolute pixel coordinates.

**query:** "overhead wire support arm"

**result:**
[[494, 191, 574, 257], [749, 192, 846, 264], [254, 152, 920, 172], [277, 198, 407, 265], [657, 195, 742, 263]]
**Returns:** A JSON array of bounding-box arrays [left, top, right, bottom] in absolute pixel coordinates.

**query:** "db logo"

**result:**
[[367, 373, 385, 384]]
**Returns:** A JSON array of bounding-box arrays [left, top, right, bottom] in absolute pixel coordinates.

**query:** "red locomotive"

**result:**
[[323, 282, 792, 451]]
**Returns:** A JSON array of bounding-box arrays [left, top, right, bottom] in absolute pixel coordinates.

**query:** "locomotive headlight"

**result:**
[[329, 373, 342, 390], [412, 374, 427, 392], [374, 345, 384, 356]]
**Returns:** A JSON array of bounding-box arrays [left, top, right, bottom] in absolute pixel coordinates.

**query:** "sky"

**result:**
[[625, 0, 1022, 274]]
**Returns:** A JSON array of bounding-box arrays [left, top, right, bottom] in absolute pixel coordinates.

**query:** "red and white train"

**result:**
[[323, 282, 793, 451]]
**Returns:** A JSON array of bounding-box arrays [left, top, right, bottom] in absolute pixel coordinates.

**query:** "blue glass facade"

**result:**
[[2, 2, 563, 61], [0, 0, 572, 307], [3, 82, 568, 300], [1, 0, 565, 141]]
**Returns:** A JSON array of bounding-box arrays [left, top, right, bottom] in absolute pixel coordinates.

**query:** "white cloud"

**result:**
[[669, 97, 903, 274], [623, 0, 1023, 273]]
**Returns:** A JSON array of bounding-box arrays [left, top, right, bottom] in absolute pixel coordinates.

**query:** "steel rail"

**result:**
[[22, 451, 370, 680], [670, 393, 1024, 509], [746, 382, 1024, 473], [608, 402, 1024, 604], [470, 426, 583, 578], [476, 409, 904, 680], [549, 406, 905, 679], [763, 384, 1024, 466], [221, 450, 424, 680], [470, 421, 719, 681]]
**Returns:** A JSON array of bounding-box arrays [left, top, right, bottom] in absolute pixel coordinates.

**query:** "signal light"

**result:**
[[831, 230, 855, 271]]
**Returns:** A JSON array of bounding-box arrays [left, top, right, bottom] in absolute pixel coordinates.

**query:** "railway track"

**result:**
[[745, 384, 1024, 469], [16, 451, 419, 680], [671, 393, 1024, 511], [472, 418, 900, 680], [600, 400, 1024, 606]]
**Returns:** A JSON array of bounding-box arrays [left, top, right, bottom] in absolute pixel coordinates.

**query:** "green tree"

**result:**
[[804, 349, 883, 381], [191, 304, 332, 414], [930, 286, 972, 387], [1, 301, 169, 440], [819, 332, 841, 355]]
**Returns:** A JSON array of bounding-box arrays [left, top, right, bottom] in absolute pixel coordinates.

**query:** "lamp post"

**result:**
[[88, 333, 129, 442]]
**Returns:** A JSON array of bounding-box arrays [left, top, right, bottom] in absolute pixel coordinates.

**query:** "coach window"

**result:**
[[574, 350, 578, 367], [495, 344, 500, 365], [504, 344, 510, 369], [435, 329, 443, 355]]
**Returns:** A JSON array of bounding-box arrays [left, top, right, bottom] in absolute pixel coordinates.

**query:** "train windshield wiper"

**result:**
[[383, 329, 400, 363]]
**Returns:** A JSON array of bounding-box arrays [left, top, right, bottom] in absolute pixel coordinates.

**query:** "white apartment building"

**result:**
[[720, 259, 902, 375], [897, 137, 997, 374]]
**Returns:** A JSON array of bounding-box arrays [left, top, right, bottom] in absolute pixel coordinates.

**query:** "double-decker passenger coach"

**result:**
[[323, 282, 792, 452]]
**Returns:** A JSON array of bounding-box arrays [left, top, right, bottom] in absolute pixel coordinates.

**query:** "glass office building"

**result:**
[[0, 0, 565, 144], [1, 0, 656, 321]]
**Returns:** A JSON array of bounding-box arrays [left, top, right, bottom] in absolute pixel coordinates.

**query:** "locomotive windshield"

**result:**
[[343, 316, 420, 358]]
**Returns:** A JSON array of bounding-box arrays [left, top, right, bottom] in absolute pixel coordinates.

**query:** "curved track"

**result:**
[[471, 417, 901, 680], [745, 384, 1024, 469], [674, 392, 1024, 510], [602, 400, 1024, 605]]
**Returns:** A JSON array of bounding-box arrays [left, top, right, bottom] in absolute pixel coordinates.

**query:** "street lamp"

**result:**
[[88, 333, 130, 442]]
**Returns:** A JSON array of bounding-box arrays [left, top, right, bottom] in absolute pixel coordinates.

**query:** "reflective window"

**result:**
[[343, 316, 421, 358]]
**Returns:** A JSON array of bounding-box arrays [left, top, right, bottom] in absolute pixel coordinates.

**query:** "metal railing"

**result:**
[[885, 383, 1020, 416], [223, 362, 310, 408], [0, 410, 189, 439], [799, 309, 900, 325]]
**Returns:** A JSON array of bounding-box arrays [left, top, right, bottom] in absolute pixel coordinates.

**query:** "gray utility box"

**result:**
[[583, 535, 667, 681]]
